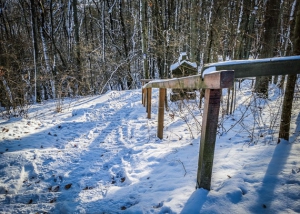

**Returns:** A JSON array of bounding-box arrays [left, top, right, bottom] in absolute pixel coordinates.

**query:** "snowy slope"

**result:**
[[0, 82, 300, 213]]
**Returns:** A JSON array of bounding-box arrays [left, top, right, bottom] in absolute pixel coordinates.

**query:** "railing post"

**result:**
[[157, 88, 166, 139], [196, 88, 221, 190], [226, 88, 230, 115], [142, 71, 234, 190], [142, 82, 145, 105], [144, 88, 148, 109], [147, 88, 152, 119], [230, 85, 235, 114], [144, 88, 147, 108]]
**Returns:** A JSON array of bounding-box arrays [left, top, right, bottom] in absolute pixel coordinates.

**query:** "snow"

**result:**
[[170, 52, 198, 71], [170, 61, 198, 72], [201, 66, 217, 78], [201, 55, 300, 78], [178, 52, 187, 62], [170, 61, 198, 71], [1, 81, 300, 213], [203, 55, 300, 67]]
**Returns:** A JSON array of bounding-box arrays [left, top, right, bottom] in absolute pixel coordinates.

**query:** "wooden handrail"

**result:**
[[141, 70, 235, 190], [202, 55, 300, 78], [143, 71, 234, 89], [140, 56, 300, 191]]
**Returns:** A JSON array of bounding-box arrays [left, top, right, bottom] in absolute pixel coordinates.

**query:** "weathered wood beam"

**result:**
[[147, 88, 152, 119], [203, 70, 234, 89], [141, 70, 235, 191], [197, 89, 222, 190], [202, 56, 300, 78], [157, 88, 166, 139], [145, 88, 148, 109], [144, 88, 147, 107], [141, 82, 145, 105], [143, 75, 204, 89], [143, 70, 234, 89], [141, 79, 154, 83], [142, 88, 145, 105], [142, 79, 154, 107]]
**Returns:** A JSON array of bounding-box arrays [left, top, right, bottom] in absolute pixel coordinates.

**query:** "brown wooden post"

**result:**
[[233, 81, 237, 114], [142, 82, 145, 105], [142, 79, 152, 107], [196, 88, 221, 190], [157, 88, 166, 139], [147, 88, 152, 119], [226, 88, 230, 115], [142, 71, 234, 190], [230, 86, 235, 114], [144, 88, 147, 108], [145, 88, 147, 110]]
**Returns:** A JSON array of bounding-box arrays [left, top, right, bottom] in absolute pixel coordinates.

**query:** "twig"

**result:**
[[177, 159, 187, 176]]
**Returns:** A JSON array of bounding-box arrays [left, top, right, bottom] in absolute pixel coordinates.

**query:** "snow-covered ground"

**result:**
[[0, 80, 300, 213]]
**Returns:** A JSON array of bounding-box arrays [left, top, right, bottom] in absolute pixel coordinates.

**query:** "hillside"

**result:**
[[0, 81, 300, 213]]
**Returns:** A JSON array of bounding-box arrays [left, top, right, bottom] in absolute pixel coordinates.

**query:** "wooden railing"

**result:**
[[141, 79, 152, 119], [141, 55, 300, 191], [143, 70, 235, 190]]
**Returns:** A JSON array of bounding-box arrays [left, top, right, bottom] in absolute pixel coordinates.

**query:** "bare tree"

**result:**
[[279, 1, 300, 141], [254, 0, 281, 97]]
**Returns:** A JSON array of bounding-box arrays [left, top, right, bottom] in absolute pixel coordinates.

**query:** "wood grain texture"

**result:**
[[197, 89, 221, 190]]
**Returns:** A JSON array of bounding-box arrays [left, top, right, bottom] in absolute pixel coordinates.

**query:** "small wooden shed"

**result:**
[[170, 53, 198, 101]]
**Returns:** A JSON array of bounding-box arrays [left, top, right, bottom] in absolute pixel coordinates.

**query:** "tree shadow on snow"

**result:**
[[248, 112, 300, 213]]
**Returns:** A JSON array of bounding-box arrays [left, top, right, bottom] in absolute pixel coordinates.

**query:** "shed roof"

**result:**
[[170, 60, 197, 71]]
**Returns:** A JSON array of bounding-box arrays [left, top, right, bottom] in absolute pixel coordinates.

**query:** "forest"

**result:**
[[0, 0, 299, 114], [1, 1, 300, 212]]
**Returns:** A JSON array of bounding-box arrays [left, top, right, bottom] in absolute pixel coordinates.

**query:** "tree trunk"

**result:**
[[279, 74, 297, 141], [254, 0, 281, 97], [153, 0, 165, 78], [190, 0, 198, 63], [235, 0, 256, 60], [40, 1, 56, 99], [102, 0, 106, 63], [119, 0, 133, 89], [72, 0, 82, 94], [279, 3, 300, 141], [140, 0, 149, 79], [29, 0, 39, 102]]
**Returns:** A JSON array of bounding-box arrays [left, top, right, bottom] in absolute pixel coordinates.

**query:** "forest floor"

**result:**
[[0, 80, 300, 213]]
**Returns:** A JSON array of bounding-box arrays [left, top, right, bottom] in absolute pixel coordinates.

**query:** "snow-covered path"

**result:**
[[1, 87, 300, 213], [0, 90, 199, 213]]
